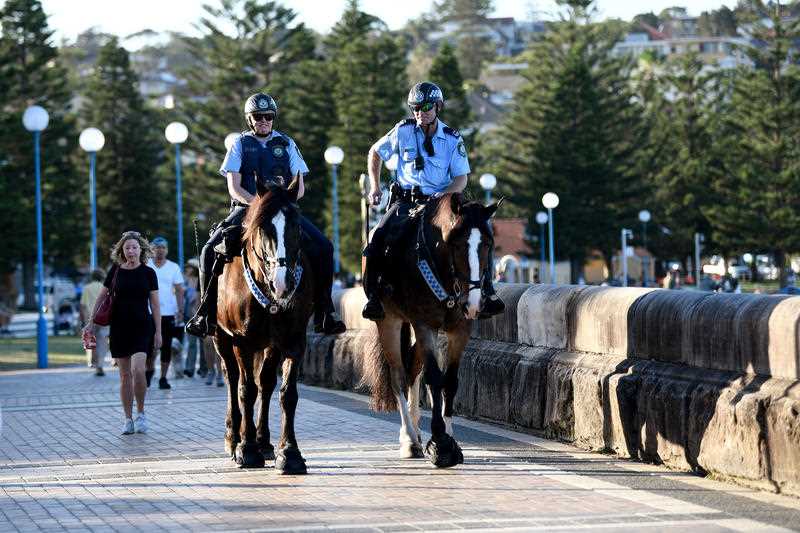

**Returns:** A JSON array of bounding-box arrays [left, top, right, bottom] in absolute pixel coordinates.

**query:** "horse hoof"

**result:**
[[276, 447, 307, 475], [260, 443, 276, 462], [235, 442, 265, 468], [399, 442, 425, 459], [225, 436, 239, 459], [425, 435, 463, 468]]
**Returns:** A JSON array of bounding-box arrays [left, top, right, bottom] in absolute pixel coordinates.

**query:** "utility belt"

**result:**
[[389, 183, 430, 205]]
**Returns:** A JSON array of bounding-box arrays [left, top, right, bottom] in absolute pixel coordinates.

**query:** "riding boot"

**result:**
[[478, 276, 505, 319], [361, 249, 386, 321], [186, 257, 222, 337]]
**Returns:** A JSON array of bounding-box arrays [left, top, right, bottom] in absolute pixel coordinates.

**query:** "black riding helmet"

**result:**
[[407, 82, 444, 112], [244, 92, 278, 131]]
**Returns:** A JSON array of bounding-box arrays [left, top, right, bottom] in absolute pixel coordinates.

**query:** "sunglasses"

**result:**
[[251, 113, 275, 123], [410, 102, 436, 113]]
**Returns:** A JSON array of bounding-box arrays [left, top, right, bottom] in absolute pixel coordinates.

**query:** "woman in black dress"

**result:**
[[84, 231, 161, 434]]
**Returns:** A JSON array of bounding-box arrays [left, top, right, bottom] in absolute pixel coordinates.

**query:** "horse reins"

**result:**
[[415, 210, 488, 312]]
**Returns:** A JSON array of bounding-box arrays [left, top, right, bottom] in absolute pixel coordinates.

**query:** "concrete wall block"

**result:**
[[636, 367, 697, 470], [333, 289, 371, 331], [518, 285, 586, 349], [302, 333, 335, 386], [330, 331, 369, 390], [510, 347, 557, 430], [682, 294, 797, 378], [627, 290, 711, 364], [765, 391, 800, 494], [466, 340, 522, 422], [570, 286, 655, 357], [544, 352, 583, 441], [471, 283, 531, 343], [694, 380, 768, 482], [602, 360, 649, 459]]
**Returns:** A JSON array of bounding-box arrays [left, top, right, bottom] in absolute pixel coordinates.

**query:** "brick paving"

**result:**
[[0, 366, 798, 532]]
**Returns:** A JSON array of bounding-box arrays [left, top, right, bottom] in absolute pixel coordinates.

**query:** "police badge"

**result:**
[[273, 146, 284, 157]]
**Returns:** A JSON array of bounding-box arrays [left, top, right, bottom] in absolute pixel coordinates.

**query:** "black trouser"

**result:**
[[363, 200, 412, 297], [199, 206, 336, 322]]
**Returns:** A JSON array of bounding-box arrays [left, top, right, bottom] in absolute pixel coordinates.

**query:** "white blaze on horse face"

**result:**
[[466, 228, 482, 319], [272, 211, 288, 298]]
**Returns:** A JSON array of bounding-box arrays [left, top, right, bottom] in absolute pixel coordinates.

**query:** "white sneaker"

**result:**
[[122, 419, 135, 435], [134, 413, 148, 434]]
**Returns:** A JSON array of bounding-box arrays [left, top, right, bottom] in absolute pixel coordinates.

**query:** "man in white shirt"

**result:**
[[147, 237, 185, 390]]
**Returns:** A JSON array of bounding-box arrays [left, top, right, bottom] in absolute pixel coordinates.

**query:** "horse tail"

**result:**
[[361, 324, 397, 412]]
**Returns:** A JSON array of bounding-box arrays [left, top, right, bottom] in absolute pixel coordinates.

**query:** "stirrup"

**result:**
[[186, 314, 215, 338], [477, 293, 505, 319]]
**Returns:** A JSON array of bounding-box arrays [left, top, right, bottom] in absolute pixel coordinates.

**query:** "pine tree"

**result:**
[[325, 0, 407, 275], [428, 41, 472, 132], [0, 0, 82, 307], [433, 0, 495, 81], [492, 1, 647, 280], [82, 38, 165, 258], [705, 1, 800, 286], [641, 53, 717, 265]]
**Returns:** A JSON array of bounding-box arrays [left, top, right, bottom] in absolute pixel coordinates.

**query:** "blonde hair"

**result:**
[[110, 231, 153, 265]]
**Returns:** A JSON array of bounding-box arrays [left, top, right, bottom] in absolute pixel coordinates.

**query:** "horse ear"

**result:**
[[286, 172, 301, 202], [483, 197, 504, 220], [449, 193, 462, 215]]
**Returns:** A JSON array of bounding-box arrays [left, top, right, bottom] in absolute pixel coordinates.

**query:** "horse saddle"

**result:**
[[213, 225, 243, 263]]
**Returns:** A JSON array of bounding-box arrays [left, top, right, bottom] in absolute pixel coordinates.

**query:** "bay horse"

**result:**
[[362, 193, 500, 468], [214, 176, 313, 474]]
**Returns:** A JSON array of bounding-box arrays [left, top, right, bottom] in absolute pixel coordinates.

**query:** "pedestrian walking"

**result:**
[[147, 237, 184, 390], [182, 259, 205, 378], [83, 231, 161, 434], [80, 268, 109, 376], [204, 337, 224, 387]]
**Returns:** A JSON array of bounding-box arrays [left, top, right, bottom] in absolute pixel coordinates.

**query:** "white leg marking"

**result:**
[[408, 373, 423, 445], [271, 212, 287, 298], [466, 228, 482, 319]]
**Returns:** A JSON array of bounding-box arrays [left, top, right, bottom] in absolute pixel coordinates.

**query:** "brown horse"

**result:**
[[214, 177, 313, 474], [362, 193, 500, 468]]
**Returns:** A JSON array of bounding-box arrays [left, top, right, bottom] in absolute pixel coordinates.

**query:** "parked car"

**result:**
[[16, 277, 76, 312]]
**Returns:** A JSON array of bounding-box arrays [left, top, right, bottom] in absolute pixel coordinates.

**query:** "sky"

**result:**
[[31, 0, 738, 46]]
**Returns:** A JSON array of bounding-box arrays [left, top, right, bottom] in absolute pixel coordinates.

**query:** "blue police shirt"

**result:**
[[372, 119, 470, 195], [220, 130, 309, 178]]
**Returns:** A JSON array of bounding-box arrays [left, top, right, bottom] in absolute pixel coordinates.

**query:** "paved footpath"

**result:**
[[1, 367, 800, 533]]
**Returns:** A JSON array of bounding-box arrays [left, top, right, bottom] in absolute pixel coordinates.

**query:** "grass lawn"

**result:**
[[0, 335, 85, 372], [740, 280, 781, 294]]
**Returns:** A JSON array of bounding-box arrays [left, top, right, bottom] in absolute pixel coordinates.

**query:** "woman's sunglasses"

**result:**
[[410, 102, 436, 113]]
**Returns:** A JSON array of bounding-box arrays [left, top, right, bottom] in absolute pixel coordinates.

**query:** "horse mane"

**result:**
[[242, 185, 290, 243], [427, 192, 463, 230]]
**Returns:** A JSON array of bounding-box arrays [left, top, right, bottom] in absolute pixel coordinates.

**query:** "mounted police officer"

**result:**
[[186, 92, 346, 337], [362, 81, 505, 321]]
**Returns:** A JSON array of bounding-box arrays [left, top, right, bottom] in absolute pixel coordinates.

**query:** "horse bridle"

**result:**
[[242, 223, 303, 314], [416, 213, 490, 311]]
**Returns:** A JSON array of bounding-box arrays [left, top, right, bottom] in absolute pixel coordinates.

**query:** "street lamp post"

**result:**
[[165, 122, 189, 270], [324, 146, 344, 275], [359, 173, 369, 248], [694, 232, 705, 289], [541, 192, 559, 284], [621, 228, 633, 287], [535, 211, 548, 283], [638, 209, 651, 287], [79, 128, 105, 270], [23, 105, 50, 369], [479, 173, 496, 204]]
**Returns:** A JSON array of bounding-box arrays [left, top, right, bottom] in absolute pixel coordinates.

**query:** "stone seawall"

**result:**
[[302, 284, 800, 496]]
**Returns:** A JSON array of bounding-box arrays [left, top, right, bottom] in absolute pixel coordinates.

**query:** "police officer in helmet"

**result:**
[[186, 92, 346, 337], [362, 81, 505, 321]]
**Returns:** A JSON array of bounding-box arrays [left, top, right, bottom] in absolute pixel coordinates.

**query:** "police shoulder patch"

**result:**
[[443, 126, 461, 138], [457, 142, 466, 157]]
